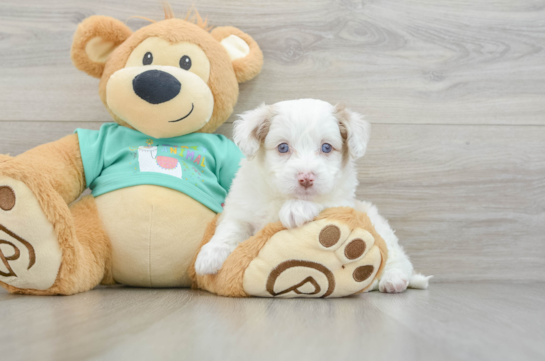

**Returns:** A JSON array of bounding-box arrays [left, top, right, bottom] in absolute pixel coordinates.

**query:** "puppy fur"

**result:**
[[194, 99, 430, 293]]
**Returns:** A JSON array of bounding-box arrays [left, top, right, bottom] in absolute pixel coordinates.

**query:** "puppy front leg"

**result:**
[[195, 218, 252, 275], [279, 199, 323, 229]]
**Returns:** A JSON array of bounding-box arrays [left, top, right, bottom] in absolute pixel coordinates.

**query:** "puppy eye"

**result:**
[[321, 143, 332, 153], [143, 52, 153, 65], [278, 143, 290, 153], [179, 55, 192, 70]]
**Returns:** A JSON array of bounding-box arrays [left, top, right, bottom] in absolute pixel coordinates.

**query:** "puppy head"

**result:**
[[234, 99, 370, 199]]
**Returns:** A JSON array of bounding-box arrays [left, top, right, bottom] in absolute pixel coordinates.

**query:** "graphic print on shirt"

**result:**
[[137, 145, 183, 179], [133, 139, 208, 186]]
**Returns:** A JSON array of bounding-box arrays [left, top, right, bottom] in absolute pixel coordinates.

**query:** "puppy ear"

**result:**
[[233, 103, 272, 158], [211, 26, 263, 83], [335, 104, 371, 159], [71, 16, 132, 78]]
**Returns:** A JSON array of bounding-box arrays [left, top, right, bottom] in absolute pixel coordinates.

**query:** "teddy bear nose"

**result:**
[[132, 70, 181, 104]]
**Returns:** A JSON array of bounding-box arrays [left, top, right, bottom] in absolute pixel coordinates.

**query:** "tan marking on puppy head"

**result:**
[[335, 104, 349, 138], [251, 115, 271, 145], [334, 103, 370, 160], [334, 104, 351, 165], [71, 9, 263, 137], [234, 103, 275, 158]]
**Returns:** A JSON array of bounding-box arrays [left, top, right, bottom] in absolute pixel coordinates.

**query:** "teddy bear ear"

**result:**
[[71, 16, 133, 79], [211, 26, 264, 83]]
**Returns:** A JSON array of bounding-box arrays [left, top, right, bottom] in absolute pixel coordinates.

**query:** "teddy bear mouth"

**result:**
[[169, 103, 194, 123]]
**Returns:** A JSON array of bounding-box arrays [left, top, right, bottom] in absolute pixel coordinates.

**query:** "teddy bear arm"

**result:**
[[1, 134, 86, 204]]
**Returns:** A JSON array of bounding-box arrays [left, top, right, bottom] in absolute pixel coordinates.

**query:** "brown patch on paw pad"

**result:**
[[319, 225, 341, 248], [0, 225, 36, 277], [271, 276, 322, 296], [266, 260, 336, 298], [0, 240, 20, 277], [344, 238, 366, 260], [0, 186, 16, 211], [353, 265, 374, 282]]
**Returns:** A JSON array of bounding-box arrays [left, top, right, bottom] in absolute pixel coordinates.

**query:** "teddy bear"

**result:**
[[0, 7, 387, 298]]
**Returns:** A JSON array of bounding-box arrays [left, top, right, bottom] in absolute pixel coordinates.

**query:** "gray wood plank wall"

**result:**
[[0, 0, 543, 282]]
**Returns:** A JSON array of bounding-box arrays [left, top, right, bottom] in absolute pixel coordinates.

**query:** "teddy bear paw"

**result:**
[[0, 176, 62, 291], [242, 219, 384, 298]]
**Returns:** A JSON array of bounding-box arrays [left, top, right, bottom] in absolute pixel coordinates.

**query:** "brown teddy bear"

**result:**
[[0, 7, 386, 297]]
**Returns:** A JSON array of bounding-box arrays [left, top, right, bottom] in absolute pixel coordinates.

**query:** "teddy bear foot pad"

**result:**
[[191, 208, 387, 299], [243, 219, 382, 298], [0, 177, 62, 291]]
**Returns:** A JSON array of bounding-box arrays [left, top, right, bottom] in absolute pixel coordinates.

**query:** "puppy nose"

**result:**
[[298, 173, 315, 189], [133, 70, 181, 104]]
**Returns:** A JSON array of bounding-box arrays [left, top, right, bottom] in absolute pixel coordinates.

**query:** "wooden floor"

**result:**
[[1, 283, 544, 361], [1, 1, 545, 360]]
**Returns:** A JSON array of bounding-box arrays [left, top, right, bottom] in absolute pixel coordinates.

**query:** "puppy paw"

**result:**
[[379, 268, 410, 293], [195, 242, 234, 275], [279, 200, 322, 229]]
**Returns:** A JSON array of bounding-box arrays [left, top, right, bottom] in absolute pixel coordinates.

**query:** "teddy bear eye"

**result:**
[[278, 143, 289, 153], [179, 55, 192, 70], [143, 52, 153, 65]]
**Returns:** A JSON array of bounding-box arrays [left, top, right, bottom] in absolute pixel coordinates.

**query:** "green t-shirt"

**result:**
[[76, 123, 243, 213]]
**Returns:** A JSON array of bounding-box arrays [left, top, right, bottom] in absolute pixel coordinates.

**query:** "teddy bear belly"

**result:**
[[94, 185, 216, 287]]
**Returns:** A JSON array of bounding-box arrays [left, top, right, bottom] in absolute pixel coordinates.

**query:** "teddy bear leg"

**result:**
[[61, 195, 114, 292], [0, 176, 110, 295], [191, 207, 389, 298]]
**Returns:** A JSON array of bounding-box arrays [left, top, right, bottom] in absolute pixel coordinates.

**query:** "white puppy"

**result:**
[[194, 99, 430, 293]]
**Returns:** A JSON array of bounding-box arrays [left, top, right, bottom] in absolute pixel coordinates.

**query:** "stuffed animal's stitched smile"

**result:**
[[169, 103, 194, 123]]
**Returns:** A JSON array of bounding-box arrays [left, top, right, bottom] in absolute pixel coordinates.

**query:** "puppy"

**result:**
[[194, 99, 430, 293]]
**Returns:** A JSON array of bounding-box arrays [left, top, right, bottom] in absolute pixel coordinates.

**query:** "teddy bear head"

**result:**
[[71, 8, 263, 138]]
